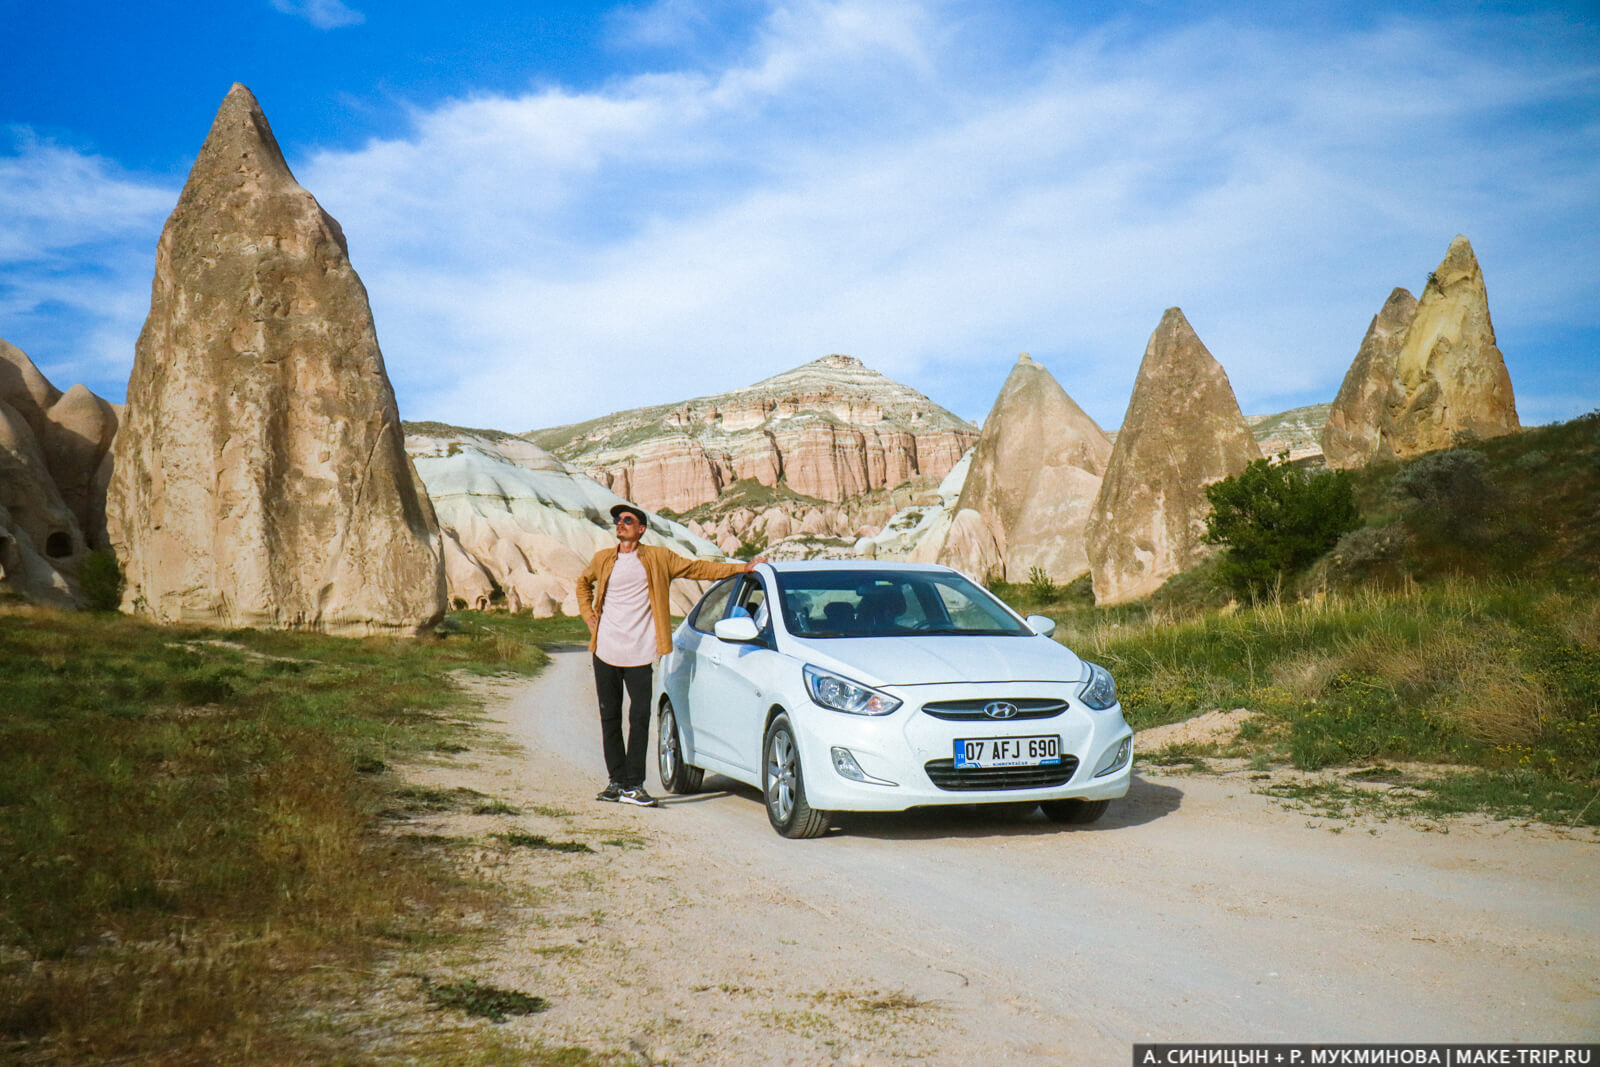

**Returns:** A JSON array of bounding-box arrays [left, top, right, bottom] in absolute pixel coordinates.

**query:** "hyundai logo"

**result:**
[[982, 701, 1019, 719]]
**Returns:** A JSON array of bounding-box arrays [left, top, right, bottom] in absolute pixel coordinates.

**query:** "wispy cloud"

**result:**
[[299, 1, 1597, 430], [0, 132, 173, 391], [269, 0, 365, 31], [6, 1, 1597, 429]]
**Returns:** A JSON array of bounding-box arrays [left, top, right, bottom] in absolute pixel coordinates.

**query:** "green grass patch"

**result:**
[[0, 606, 554, 1064], [1060, 578, 1600, 827], [493, 833, 594, 854], [421, 977, 549, 1022]]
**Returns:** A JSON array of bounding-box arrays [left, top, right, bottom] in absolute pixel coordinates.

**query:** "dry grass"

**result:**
[[0, 607, 549, 1065]]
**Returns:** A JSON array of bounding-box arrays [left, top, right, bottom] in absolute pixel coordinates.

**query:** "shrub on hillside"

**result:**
[[1202, 455, 1361, 600], [1388, 448, 1497, 545], [78, 549, 123, 612]]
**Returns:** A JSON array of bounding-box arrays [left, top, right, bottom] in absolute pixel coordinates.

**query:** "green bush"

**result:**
[[734, 530, 769, 561], [78, 549, 124, 612], [1202, 455, 1361, 599], [1389, 448, 1497, 545]]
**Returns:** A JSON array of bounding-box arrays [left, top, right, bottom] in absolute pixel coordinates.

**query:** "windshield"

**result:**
[[774, 569, 1031, 638]]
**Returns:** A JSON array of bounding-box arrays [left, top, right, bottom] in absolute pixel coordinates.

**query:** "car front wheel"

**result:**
[[658, 696, 704, 795], [762, 714, 830, 839], [1040, 798, 1110, 825]]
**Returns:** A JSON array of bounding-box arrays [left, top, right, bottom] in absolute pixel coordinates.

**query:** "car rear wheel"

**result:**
[[763, 714, 830, 839], [658, 697, 704, 795], [1040, 798, 1110, 825]]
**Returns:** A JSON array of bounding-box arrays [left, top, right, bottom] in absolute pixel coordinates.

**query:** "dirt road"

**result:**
[[433, 648, 1600, 1065]]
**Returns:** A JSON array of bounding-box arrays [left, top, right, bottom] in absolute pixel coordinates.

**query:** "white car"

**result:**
[[655, 560, 1133, 838]]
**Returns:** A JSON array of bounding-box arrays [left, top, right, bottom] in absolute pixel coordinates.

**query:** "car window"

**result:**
[[688, 577, 739, 634], [732, 575, 770, 632], [776, 569, 1029, 638]]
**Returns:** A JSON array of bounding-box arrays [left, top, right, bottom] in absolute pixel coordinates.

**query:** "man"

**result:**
[[576, 502, 756, 807]]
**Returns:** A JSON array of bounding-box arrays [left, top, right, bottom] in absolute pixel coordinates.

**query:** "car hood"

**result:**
[[786, 634, 1086, 689]]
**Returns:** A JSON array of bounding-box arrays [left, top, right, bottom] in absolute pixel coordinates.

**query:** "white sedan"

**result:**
[[654, 560, 1133, 838]]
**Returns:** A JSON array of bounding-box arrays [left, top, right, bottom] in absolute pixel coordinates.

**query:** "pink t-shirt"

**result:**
[[595, 550, 656, 667]]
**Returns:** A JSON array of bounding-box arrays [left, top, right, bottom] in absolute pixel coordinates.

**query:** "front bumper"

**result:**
[[794, 680, 1134, 813]]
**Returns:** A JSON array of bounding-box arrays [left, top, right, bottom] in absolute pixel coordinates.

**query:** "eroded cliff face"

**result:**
[[0, 340, 119, 606], [937, 353, 1111, 583], [404, 425, 729, 617], [1087, 308, 1261, 605], [106, 84, 445, 635], [530, 354, 978, 518]]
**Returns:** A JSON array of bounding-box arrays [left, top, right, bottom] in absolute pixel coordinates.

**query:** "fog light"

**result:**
[[1094, 736, 1132, 777], [830, 747, 898, 786]]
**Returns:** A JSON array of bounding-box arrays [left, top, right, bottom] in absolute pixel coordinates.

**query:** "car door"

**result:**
[[692, 573, 779, 777], [671, 577, 740, 768]]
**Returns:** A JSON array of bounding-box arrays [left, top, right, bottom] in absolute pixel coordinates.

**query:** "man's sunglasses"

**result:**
[[615, 516, 642, 527]]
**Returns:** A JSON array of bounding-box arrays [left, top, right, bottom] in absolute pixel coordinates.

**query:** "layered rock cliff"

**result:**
[[1087, 308, 1261, 604], [937, 353, 1112, 583], [404, 423, 730, 617], [107, 84, 446, 635], [529, 354, 978, 517]]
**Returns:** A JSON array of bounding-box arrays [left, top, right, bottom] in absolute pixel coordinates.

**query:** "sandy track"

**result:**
[[421, 648, 1600, 1065]]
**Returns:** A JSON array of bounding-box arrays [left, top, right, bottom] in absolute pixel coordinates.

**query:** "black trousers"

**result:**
[[593, 656, 654, 788]]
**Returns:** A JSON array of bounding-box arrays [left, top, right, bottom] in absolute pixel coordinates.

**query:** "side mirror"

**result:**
[[714, 616, 761, 643], [1025, 614, 1057, 638]]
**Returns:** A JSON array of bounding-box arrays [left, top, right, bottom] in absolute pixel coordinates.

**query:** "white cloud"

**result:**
[[0, 133, 174, 395], [269, 0, 364, 31], [297, 1, 1597, 431], [7, 1, 1596, 429]]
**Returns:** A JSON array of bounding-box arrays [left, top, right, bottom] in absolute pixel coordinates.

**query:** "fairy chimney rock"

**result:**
[[938, 353, 1111, 582], [1321, 288, 1418, 469], [1086, 308, 1261, 605], [106, 84, 445, 634], [1378, 235, 1519, 459]]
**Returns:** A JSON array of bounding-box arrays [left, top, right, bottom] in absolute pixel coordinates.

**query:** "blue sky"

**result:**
[[2, 0, 1596, 432]]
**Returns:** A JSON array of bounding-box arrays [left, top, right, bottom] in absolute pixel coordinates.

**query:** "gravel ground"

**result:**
[[397, 649, 1600, 1066]]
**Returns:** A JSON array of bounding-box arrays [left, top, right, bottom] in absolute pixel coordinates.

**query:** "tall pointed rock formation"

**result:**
[[1086, 309, 1261, 604], [1377, 235, 1519, 458], [937, 353, 1112, 582], [1321, 288, 1418, 469], [107, 84, 445, 634]]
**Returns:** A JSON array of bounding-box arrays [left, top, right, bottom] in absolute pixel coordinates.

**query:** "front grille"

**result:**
[[919, 698, 1069, 721], [923, 756, 1080, 791]]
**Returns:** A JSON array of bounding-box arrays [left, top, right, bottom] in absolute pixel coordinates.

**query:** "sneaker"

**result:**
[[595, 781, 623, 803], [618, 786, 661, 808]]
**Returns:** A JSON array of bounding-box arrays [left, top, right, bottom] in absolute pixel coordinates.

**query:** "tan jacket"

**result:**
[[577, 544, 750, 658]]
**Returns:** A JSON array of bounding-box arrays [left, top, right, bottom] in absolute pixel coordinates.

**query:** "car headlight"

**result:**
[[803, 665, 902, 716], [1078, 661, 1118, 710]]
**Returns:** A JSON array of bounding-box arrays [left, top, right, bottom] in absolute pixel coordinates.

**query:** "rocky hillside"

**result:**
[[527, 354, 978, 517], [403, 424, 726, 617], [1245, 403, 1332, 462]]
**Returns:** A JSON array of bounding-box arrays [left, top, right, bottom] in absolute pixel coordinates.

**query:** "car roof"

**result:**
[[757, 559, 960, 574]]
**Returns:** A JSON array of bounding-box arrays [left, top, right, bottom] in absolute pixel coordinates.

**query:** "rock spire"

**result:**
[[1086, 309, 1261, 604], [1323, 236, 1519, 467], [1321, 288, 1418, 469], [937, 353, 1112, 582], [1376, 235, 1519, 458], [106, 84, 446, 634]]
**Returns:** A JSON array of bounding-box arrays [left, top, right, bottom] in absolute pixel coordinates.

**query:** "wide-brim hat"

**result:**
[[609, 503, 649, 528]]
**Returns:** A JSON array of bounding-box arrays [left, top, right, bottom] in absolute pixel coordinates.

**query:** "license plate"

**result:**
[[953, 735, 1061, 769]]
